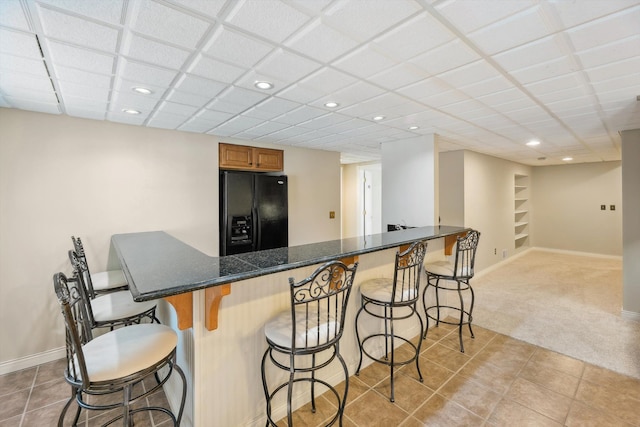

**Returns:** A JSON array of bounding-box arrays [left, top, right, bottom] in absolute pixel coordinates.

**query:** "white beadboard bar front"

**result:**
[[112, 226, 468, 426]]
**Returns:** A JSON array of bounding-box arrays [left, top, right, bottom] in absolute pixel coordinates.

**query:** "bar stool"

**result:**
[[355, 240, 427, 403], [69, 250, 159, 329], [53, 272, 186, 426], [261, 260, 358, 426], [422, 229, 480, 353], [71, 236, 128, 297]]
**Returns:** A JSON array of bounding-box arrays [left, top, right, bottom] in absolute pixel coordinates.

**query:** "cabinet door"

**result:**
[[254, 148, 283, 171], [219, 143, 253, 169]]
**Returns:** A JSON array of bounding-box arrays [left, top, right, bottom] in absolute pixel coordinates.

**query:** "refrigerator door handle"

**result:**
[[253, 204, 260, 250]]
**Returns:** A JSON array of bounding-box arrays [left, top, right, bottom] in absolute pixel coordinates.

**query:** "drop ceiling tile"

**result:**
[[206, 99, 249, 114], [114, 78, 166, 99], [247, 120, 290, 135], [510, 56, 577, 85], [368, 63, 428, 91], [0, 0, 31, 30], [285, 18, 359, 63], [266, 125, 316, 140], [62, 95, 108, 111], [65, 106, 105, 120], [583, 56, 640, 83], [591, 73, 640, 95], [438, 99, 489, 116], [109, 90, 159, 113], [332, 44, 396, 79], [504, 106, 552, 124], [37, 0, 125, 25], [256, 48, 322, 83], [547, 0, 638, 29], [376, 100, 430, 119], [492, 35, 565, 72], [120, 58, 178, 87], [324, 0, 420, 42], [203, 26, 274, 68], [0, 54, 48, 79], [177, 118, 219, 133], [166, 89, 210, 107], [124, 34, 191, 70], [275, 84, 324, 104], [188, 54, 246, 83], [242, 96, 300, 120], [36, 5, 120, 51], [298, 112, 351, 130], [323, 81, 385, 109], [287, 0, 332, 14], [168, 0, 226, 18], [108, 110, 147, 125], [148, 111, 188, 129], [225, 0, 310, 44], [271, 105, 327, 125], [523, 73, 583, 96], [57, 80, 110, 102], [3, 96, 61, 114], [372, 12, 454, 61], [434, 0, 535, 34], [532, 86, 588, 105], [54, 65, 112, 88], [409, 39, 481, 76], [215, 85, 269, 110], [0, 29, 45, 59], [46, 40, 115, 74], [195, 109, 234, 124], [439, 59, 499, 88], [596, 85, 640, 104], [157, 100, 200, 116], [131, 0, 210, 48], [298, 67, 359, 95], [396, 77, 451, 100], [467, 5, 552, 55], [423, 90, 469, 108], [0, 71, 55, 93], [566, 6, 640, 52], [458, 76, 513, 99], [174, 74, 226, 97], [212, 115, 270, 135], [576, 35, 640, 68]]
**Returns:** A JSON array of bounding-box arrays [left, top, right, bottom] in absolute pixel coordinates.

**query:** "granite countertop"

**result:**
[[112, 225, 468, 301]]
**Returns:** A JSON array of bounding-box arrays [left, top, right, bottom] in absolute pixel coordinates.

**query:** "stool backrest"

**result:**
[[68, 249, 98, 300], [393, 240, 427, 303], [288, 260, 358, 351], [453, 230, 480, 279], [53, 272, 92, 388]]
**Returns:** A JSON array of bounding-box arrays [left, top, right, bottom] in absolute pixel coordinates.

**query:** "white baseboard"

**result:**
[[474, 247, 534, 279], [0, 347, 65, 376], [533, 246, 623, 260], [621, 310, 640, 322]]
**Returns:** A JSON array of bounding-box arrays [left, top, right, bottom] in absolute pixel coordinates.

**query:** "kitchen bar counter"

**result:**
[[112, 225, 468, 302]]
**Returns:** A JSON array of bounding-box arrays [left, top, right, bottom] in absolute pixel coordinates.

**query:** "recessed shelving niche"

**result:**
[[514, 174, 529, 249]]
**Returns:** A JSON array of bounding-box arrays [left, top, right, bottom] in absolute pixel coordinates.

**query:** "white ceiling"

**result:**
[[1, 0, 639, 165]]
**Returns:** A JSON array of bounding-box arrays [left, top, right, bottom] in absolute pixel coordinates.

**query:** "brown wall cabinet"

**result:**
[[219, 143, 283, 172]]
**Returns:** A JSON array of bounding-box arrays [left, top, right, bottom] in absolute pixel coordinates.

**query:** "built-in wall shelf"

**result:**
[[514, 174, 530, 250]]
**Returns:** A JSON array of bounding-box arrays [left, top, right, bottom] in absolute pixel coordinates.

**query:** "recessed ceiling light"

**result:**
[[526, 140, 540, 146], [408, 126, 419, 130], [254, 81, 273, 90], [372, 115, 385, 121], [562, 157, 573, 161], [122, 109, 141, 115], [132, 87, 153, 95], [324, 101, 339, 108]]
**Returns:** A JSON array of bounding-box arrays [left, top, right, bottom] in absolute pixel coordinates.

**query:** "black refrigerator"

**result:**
[[219, 171, 288, 256]]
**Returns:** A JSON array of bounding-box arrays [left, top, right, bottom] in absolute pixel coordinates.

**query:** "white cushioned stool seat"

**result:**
[[90, 269, 127, 291], [424, 260, 471, 278], [91, 291, 156, 322], [360, 277, 418, 303], [265, 307, 339, 349], [81, 323, 177, 382]]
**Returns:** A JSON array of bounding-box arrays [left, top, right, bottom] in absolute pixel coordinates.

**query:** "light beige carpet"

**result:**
[[471, 249, 640, 380]]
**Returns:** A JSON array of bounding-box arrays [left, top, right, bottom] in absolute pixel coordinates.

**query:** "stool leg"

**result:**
[[389, 308, 395, 403], [422, 279, 430, 339], [354, 304, 365, 376], [414, 304, 424, 383], [310, 353, 317, 413], [457, 280, 465, 353], [336, 347, 349, 426], [468, 281, 475, 339], [287, 354, 295, 427], [434, 277, 441, 327], [261, 349, 273, 427]]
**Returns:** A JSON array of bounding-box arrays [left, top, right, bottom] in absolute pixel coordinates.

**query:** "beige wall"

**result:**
[[531, 161, 622, 256], [0, 108, 341, 367], [621, 129, 640, 316], [340, 163, 358, 238]]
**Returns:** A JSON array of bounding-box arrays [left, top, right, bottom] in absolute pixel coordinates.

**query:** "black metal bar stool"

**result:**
[[53, 272, 187, 426], [71, 236, 128, 297], [354, 240, 427, 403], [261, 260, 358, 426], [422, 229, 480, 353]]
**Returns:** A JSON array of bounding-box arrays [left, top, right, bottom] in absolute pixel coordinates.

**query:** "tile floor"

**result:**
[[2, 323, 639, 426]]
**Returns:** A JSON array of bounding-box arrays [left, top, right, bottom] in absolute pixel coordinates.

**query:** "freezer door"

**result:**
[[254, 174, 288, 250], [220, 171, 254, 255]]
